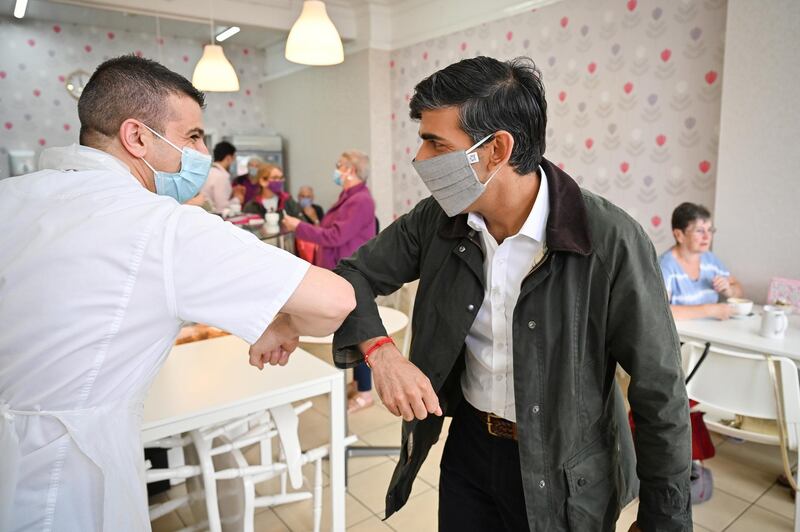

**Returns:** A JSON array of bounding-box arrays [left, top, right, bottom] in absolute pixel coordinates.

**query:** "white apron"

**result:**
[[1, 399, 148, 531]]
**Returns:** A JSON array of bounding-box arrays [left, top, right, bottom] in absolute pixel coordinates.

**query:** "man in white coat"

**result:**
[[0, 55, 355, 531]]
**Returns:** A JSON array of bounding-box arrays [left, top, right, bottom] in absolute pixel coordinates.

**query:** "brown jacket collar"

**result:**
[[438, 158, 592, 255]]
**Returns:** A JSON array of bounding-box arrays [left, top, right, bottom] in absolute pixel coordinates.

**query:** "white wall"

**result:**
[[713, 0, 800, 301], [390, 0, 728, 247], [0, 15, 270, 176]]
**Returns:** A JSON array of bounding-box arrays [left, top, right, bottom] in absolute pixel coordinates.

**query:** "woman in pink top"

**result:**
[[283, 150, 377, 411]]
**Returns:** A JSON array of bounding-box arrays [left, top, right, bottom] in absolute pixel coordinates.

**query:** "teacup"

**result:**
[[264, 212, 280, 232], [726, 297, 753, 316]]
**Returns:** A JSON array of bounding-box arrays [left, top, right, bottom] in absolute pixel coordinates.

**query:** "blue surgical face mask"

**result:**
[[299, 198, 313, 209], [140, 124, 212, 203], [248, 166, 259, 178], [333, 169, 343, 186]]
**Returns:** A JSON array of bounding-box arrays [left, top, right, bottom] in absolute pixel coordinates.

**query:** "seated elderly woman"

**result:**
[[659, 202, 744, 320]]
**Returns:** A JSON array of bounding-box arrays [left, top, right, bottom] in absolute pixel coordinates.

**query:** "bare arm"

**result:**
[[669, 303, 732, 321], [249, 266, 355, 369]]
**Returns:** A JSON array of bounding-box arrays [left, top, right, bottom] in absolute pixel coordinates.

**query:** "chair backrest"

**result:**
[[683, 341, 800, 428]]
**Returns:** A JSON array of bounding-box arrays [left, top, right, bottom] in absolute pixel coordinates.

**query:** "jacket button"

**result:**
[[577, 477, 587, 487], [532, 405, 540, 414], [527, 320, 536, 330], [538, 480, 546, 489], [458, 245, 466, 253], [467, 304, 475, 312]]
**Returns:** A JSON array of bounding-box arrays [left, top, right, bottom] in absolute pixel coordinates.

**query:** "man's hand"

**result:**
[[249, 313, 299, 369], [712, 275, 732, 297], [367, 342, 442, 421], [282, 214, 302, 232]]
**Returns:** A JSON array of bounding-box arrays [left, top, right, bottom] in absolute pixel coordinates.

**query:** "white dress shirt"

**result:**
[[0, 145, 309, 531], [461, 168, 549, 422], [200, 162, 234, 211]]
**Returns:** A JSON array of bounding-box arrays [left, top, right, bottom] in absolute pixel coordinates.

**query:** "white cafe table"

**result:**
[[675, 311, 800, 361], [142, 335, 347, 532]]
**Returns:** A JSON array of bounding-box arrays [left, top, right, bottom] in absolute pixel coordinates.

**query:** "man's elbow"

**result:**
[[325, 276, 356, 324]]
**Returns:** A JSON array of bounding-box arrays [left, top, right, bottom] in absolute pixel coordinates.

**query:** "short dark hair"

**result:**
[[213, 141, 236, 162], [409, 56, 547, 175], [671, 202, 712, 231], [78, 55, 205, 148]]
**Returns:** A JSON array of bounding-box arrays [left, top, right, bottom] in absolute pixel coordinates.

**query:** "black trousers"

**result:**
[[439, 400, 531, 532]]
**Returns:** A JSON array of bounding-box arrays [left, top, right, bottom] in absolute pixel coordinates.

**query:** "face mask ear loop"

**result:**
[[140, 157, 157, 177], [466, 133, 495, 154], [481, 163, 505, 187], [143, 124, 183, 154]]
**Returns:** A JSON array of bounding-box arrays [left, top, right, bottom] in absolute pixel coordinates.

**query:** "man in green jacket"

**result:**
[[333, 56, 691, 531]]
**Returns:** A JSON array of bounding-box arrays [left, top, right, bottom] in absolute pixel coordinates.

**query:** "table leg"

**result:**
[[329, 371, 346, 532]]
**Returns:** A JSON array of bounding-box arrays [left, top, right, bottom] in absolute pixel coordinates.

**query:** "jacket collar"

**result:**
[[331, 182, 367, 210], [438, 158, 592, 256]]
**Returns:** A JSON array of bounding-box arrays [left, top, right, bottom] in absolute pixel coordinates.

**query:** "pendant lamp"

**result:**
[[285, 1, 344, 66], [192, 2, 240, 91]]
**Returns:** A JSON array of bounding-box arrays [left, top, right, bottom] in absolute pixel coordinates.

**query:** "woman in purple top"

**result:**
[[283, 150, 377, 412]]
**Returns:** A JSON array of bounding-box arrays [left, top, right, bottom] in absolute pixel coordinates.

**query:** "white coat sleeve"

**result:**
[[165, 206, 310, 344]]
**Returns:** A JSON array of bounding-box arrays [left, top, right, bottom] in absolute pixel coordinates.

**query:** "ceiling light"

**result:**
[[285, 1, 344, 66], [14, 0, 29, 18], [192, 45, 240, 92], [216, 26, 240, 42]]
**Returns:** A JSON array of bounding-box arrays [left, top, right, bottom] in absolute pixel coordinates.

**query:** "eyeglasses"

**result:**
[[687, 227, 717, 236]]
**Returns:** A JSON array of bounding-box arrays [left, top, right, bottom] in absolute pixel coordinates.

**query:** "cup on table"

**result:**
[[760, 305, 789, 339], [264, 212, 280, 233], [726, 297, 753, 317]]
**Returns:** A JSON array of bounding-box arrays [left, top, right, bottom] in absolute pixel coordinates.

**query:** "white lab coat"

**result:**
[[0, 145, 310, 531]]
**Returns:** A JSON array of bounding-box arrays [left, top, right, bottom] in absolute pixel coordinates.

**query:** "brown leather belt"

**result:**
[[472, 407, 518, 441]]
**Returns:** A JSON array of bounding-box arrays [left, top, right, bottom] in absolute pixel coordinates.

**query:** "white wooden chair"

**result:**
[[683, 341, 800, 530], [187, 402, 353, 532]]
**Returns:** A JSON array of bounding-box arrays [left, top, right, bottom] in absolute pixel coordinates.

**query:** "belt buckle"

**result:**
[[486, 413, 501, 437]]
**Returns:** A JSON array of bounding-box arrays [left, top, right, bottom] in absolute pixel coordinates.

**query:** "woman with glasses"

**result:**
[[659, 202, 744, 320], [281, 150, 377, 412]]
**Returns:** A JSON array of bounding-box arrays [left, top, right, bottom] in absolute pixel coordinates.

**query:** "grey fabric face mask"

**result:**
[[412, 133, 502, 217]]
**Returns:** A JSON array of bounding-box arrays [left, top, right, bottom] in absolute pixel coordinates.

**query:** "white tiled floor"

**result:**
[[151, 392, 797, 531]]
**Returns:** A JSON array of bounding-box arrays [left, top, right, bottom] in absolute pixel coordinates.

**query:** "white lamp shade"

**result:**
[[192, 44, 240, 92], [285, 1, 344, 66]]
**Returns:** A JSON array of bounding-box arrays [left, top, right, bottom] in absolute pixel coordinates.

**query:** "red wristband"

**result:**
[[363, 337, 394, 368]]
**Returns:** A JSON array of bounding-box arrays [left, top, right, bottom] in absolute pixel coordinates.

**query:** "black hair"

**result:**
[[78, 55, 205, 148], [671, 202, 712, 231], [213, 141, 237, 162], [409, 56, 547, 175]]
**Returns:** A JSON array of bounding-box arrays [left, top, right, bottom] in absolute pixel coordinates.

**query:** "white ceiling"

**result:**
[[3, 0, 290, 48]]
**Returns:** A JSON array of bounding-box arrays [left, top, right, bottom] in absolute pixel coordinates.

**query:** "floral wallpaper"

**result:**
[[0, 16, 269, 178], [389, 0, 727, 251]]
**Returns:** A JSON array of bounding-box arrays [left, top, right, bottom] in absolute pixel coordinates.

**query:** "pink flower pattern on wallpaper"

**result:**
[[0, 16, 269, 178], [389, 0, 727, 250]]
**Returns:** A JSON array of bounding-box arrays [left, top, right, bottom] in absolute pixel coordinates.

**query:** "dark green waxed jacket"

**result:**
[[333, 159, 692, 531]]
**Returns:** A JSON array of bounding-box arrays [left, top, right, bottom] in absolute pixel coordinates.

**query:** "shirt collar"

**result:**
[[38, 144, 138, 183], [467, 165, 549, 243]]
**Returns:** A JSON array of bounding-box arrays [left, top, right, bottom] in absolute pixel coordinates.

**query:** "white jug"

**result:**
[[760, 305, 789, 339]]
